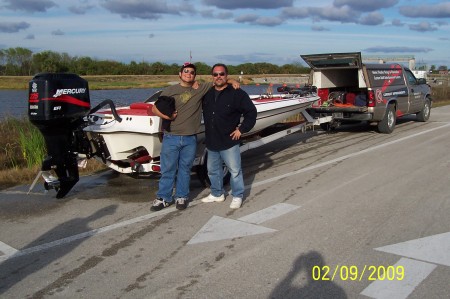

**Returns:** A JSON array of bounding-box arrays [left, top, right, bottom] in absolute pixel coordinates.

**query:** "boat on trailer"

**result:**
[[27, 72, 319, 198], [83, 91, 319, 176]]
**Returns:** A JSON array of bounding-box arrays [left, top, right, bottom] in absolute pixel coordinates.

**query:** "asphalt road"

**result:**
[[1, 105, 449, 299]]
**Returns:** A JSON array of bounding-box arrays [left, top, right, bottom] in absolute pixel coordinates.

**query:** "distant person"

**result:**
[[201, 63, 257, 209], [151, 62, 239, 211]]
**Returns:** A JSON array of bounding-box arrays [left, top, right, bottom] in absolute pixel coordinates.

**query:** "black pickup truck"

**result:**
[[301, 52, 432, 133]]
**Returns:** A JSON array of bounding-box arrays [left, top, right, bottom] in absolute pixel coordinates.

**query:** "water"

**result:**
[[0, 84, 278, 120]]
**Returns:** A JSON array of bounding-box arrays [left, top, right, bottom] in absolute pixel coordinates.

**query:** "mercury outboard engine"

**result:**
[[28, 73, 91, 198]]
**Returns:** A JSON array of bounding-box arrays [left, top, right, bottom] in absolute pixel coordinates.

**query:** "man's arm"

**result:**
[[227, 78, 240, 89], [230, 92, 257, 140], [151, 105, 177, 120]]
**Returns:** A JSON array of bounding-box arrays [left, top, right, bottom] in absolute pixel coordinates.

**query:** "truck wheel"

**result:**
[[195, 153, 231, 187], [416, 98, 431, 122], [378, 104, 396, 134]]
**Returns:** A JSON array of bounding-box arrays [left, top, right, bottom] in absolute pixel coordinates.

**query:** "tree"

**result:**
[[32, 50, 69, 73], [0, 46, 317, 76]]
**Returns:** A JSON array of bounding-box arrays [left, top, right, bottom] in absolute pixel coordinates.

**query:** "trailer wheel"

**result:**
[[320, 122, 331, 131], [378, 103, 396, 134], [320, 121, 339, 131], [416, 98, 431, 122], [195, 153, 231, 187]]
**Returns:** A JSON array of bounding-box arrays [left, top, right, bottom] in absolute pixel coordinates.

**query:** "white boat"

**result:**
[[27, 72, 319, 198], [83, 90, 319, 175]]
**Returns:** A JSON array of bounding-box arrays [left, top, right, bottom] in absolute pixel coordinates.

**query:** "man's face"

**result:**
[[180, 67, 196, 83], [212, 66, 227, 89]]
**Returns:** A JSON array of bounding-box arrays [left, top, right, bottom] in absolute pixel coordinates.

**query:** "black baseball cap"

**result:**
[[180, 62, 196, 73]]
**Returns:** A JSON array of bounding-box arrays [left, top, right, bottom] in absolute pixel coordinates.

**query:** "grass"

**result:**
[[0, 117, 106, 190]]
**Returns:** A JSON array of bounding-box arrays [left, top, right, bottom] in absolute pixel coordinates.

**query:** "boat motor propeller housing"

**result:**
[[28, 73, 91, 198]]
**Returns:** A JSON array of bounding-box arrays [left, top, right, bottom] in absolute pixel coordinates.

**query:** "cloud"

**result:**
[[282, 5, 359, 23], [0, 21, 30, 33], [200, 9, 233, 19], [439, 37, 450, 41], [203, 0, 293, 10], [359, 12, 384, 25], [399, 2, 450, 18], [235, 14, 283, 26], [68, 4, 95, 15], [51, 29, 65, 35], [25, 34, 35, 39], [391, 19, 404, 27], [2, 0, 57, 13], [364, 46, 433, 53], [311, 25, 330, 31], [334, 0, 398, 12], [217, 12, 233, 19], [101, 0, 192, 20], [409, 21, 438, 32]]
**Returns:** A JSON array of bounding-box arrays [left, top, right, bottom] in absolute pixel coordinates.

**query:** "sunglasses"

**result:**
[[182, 69, 195, 75], [212, 72, 226, 77]]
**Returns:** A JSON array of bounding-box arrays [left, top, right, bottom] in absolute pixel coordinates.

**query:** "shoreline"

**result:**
[[0, 74, 309, 90]]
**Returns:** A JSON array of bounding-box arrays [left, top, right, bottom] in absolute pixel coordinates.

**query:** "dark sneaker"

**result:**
[[175, 197, 187, 210], [150, 198, 172, 211]]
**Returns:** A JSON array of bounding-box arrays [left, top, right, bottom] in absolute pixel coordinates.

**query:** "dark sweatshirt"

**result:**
[[202, 84, 257, 151]]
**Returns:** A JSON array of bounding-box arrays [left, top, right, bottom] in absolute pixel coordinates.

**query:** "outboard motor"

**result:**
[[28, 73, 91, 198]]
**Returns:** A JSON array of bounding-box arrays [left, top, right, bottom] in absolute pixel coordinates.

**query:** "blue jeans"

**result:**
[[157, 134, 197, 202], [207, 144, 244, 198]]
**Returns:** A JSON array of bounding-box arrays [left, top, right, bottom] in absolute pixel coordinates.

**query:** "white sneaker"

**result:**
[[201, 194, 225, 203], [230, 197, 242, 209]]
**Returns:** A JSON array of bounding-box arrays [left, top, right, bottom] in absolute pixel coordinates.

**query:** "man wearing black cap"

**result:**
[[151, 62, 239, 211]]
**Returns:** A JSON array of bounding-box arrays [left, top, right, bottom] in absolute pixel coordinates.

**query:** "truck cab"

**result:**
[[301, 52, 432, 133]]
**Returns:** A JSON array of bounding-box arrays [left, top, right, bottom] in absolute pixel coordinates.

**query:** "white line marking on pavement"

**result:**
[[0, 207, 175, 263], [187, 204, 300, 244], [238, 203, 300, 224], [246, 123, 450, 189], [0, 241, 18, 256], [187, 215, 277, 245], [360, 257, 437, 299], [375, 231, 450, 267]]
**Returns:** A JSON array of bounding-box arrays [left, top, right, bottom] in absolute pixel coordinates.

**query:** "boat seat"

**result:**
[[129, 102, 153, 110], [115, 102, 155, 116]]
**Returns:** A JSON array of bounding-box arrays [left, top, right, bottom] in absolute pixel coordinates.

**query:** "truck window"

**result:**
[[405, 70, 417, 85]]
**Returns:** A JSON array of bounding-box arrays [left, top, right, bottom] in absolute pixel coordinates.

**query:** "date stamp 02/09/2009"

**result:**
[[312, 265, 405, 281]]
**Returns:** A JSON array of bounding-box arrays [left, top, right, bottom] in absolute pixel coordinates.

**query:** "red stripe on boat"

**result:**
[[41, 95, 90, 108]]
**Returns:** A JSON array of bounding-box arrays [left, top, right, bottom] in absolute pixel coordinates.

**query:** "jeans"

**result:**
[[157, 134, 197, 202], [207, 144, 244, 199]]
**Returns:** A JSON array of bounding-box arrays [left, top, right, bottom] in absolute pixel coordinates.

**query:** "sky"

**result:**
[[0, 0, 449, 68]]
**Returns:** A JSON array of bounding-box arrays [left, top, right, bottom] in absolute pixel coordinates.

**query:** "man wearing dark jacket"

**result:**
[[201, 63, 257, 209]]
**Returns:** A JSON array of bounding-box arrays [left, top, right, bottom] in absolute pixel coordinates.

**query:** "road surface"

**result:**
[[1, 105, 449, 299]]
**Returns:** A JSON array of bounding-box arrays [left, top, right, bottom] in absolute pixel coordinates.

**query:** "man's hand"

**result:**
[[227, 78, 240, 89], [165, 111, 177, 120], [230, 127, 241, 140]]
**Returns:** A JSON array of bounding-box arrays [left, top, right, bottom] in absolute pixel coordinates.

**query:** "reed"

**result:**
[[0, 117, 106, 189], [17, 121, 46, 168], [0, 117, 45, 189]]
